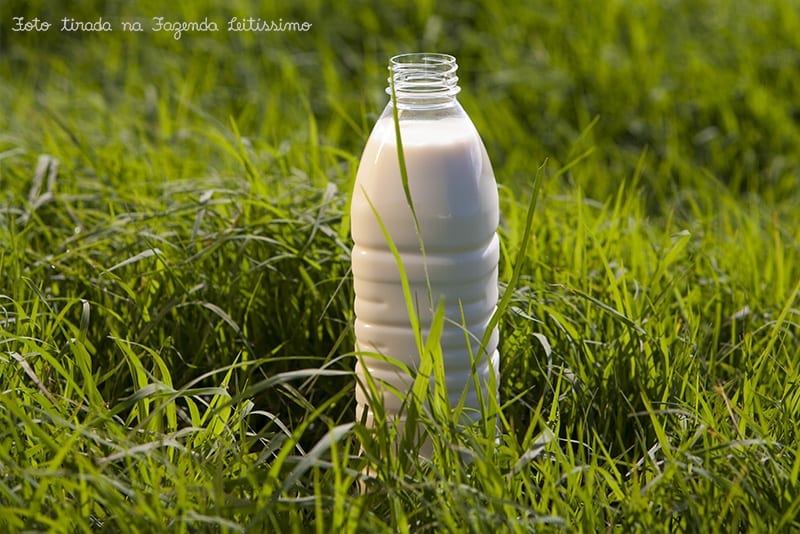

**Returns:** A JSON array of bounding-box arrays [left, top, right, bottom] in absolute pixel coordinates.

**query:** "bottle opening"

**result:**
[[387, 53, 461, 101]]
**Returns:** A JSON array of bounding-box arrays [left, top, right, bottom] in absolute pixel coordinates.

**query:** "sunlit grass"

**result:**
[[1, 0, 799, 531]]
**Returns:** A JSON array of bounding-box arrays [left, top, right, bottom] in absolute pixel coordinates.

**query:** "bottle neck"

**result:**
[[386, 53, 461, 110]]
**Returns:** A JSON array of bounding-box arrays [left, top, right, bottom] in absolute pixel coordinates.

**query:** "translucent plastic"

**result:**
[[351, 54, 499, 446]]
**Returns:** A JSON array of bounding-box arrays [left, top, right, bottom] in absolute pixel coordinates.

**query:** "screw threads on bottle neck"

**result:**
[[387, 53, 461, 109]]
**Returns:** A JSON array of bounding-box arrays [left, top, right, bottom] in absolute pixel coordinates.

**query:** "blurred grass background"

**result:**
[[1, 0, 800, 530], [4, 0, 799, 200]]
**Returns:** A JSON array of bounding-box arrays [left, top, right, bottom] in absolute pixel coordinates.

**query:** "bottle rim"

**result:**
[[386, 52, 461, 98], [390, 53, 457, 71]]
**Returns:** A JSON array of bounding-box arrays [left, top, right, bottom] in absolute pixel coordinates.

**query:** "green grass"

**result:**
[[1, 0, 799, 531]]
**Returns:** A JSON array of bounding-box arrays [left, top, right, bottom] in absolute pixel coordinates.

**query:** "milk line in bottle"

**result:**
[[351, 53, 499, 453]]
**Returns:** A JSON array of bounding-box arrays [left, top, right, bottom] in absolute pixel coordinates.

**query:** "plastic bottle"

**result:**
[[351, 53, 499, 450]]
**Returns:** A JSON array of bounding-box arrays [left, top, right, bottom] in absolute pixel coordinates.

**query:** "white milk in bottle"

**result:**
[[351, 53, 499, 452]]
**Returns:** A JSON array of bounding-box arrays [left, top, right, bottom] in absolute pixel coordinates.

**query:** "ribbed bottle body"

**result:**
[[351, 109, 499, 430]]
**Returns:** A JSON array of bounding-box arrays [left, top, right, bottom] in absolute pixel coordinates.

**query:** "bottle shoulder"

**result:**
[[365, 110, 484, 150], [378, 99, 469, 121]]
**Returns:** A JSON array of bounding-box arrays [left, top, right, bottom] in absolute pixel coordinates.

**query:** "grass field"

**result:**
[[1, 0, 800, 531]]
